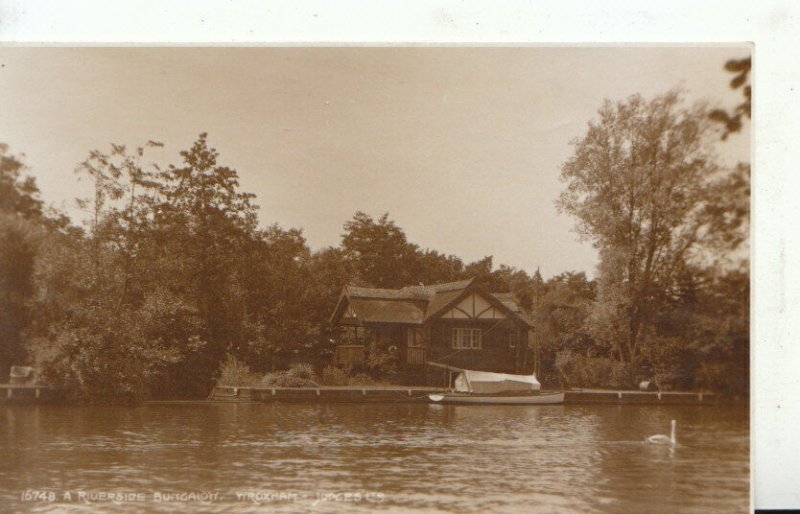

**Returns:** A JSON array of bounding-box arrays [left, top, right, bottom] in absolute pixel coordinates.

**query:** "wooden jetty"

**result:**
[[564, 389, 718, 405], [0, 384, 56, 404], [210, 385, 443, 403], [210, 385, 718, 405]]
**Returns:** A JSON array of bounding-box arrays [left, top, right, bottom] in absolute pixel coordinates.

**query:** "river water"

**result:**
[[0, 402, 748, 513]]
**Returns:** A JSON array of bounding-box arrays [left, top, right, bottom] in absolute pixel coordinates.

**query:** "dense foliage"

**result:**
[[1, 86, 749, 400], [555, 90, 749, 395], [0, 135, 533, 400]]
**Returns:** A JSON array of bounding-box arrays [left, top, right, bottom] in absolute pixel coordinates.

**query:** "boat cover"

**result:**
[[454, 370, 541, 394]]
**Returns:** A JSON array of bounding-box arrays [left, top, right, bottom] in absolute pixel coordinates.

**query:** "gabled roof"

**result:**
[[492, 292, 521, 312], [330, 277, 532, 328], [347, 298, 426, 324], [345, 277, 476, 301]]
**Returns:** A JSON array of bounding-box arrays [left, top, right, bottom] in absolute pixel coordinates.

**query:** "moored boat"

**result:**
[[427, 368, 564, 405], [429, 391, 565, 404]]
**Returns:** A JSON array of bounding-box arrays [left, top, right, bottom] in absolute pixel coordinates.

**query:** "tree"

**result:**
[[74, 141, 164, 308], [1, 144, 44, 219], [152, 133, 259, 390], [0, 215, 37, 379], [410, 248, 466, 285], [558, 90, 721, 369], [341, 211, 419, 288], [534, 272, 598, 384], [233, 225, 317, 371], [27, 140, 212, 400], [28, 134, 263, 399], [701, 162, 750, 261], [709, 56, 751, 140], [0, 145, 47, 379]]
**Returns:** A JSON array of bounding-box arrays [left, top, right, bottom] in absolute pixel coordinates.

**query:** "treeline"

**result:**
[[0, 89, 749, 401], [0, 136, 543, 401]]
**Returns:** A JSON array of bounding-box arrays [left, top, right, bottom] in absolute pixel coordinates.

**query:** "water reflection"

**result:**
[[0, 402, 748, 513]]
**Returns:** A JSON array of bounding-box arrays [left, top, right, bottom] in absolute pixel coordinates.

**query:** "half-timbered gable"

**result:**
[[329, 277, 534, 380]]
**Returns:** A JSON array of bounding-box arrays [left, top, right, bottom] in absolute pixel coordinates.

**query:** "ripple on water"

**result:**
[[0, 403, 748, 513]]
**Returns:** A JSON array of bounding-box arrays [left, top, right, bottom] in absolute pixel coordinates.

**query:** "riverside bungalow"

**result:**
[[329, 277, 534, 381]]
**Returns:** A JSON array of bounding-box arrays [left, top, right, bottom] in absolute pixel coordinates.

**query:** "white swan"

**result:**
[[646, 419, 677, 445]]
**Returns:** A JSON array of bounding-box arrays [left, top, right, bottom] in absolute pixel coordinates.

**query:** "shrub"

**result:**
[[347, 372, 377, 386], [287, 362, 315, 382], [31, 299, 207, 403], [365, 347, 399, 381], [216, 355, 262, 387], [695, 360, 748, 397], [320, 365, 383, 386], [555, 350, 630, 389], [638, 335, 697, 391], [261, 362, 318, 387], [321, 365, 349, 385]]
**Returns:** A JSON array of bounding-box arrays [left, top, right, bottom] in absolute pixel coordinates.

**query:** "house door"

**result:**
[[406, 328, 425, 365]]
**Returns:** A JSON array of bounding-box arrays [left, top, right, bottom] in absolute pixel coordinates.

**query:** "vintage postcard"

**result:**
[[0, 42, 752, 513], [8, 0, 792, 509]]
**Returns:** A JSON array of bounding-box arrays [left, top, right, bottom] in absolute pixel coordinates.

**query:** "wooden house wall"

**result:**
[[337, 319, 531, 375], [343, 320, 527, 372], [424, 318, 524, 373]]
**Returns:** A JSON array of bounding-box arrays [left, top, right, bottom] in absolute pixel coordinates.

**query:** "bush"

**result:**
[[321, 365, 349, 385], [216, 355, 262, 387], [638, 335, 697, 391], [320, 365, 383, 386], [261, 362, 318, 387], [288, 362, 316, 381], [695, 360, 748, 397], [555, 350, 630, 389], [348, 372, 377, 386], [365, 347, 399, 381], [31, 299, 206, 403]]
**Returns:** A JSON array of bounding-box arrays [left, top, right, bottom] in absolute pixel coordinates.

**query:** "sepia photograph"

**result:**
[[0, 44, 751, 512]]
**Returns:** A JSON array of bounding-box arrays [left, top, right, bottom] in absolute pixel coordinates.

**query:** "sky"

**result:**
[[0, 46, 750, 279]]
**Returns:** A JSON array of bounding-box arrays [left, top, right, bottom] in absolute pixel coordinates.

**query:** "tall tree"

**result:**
[[0, 215, 37, 379], [156, 133, 258, 379], [558, 90, 720, 369], [0, 145, 46, 378], [341, 211, 419, 288], [234, 225, 316, 371], [534, 271, 597, 383], [74, 141, 164, 307]]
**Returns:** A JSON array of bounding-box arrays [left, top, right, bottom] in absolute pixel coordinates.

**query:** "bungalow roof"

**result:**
[[332, 277, 532, 327]]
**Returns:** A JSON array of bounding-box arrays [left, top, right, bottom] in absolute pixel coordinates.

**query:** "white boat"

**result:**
[[428, 391, 564, 404], [428, 369, 564, 405]]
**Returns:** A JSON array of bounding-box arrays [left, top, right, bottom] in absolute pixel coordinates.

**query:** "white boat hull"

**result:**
[[428, 391, 565, 405]]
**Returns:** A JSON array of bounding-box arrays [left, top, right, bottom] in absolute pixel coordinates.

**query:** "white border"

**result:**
[[1, 1, 798, 510]]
